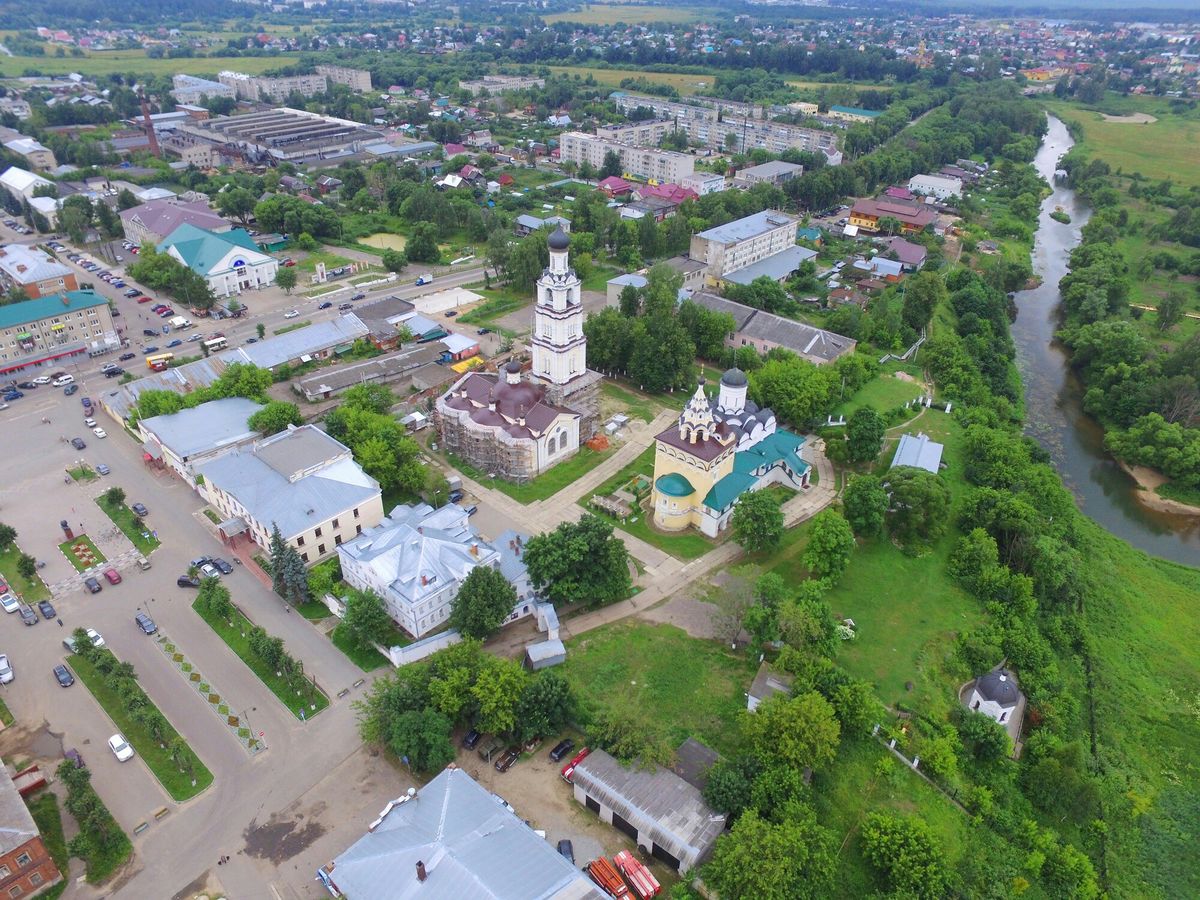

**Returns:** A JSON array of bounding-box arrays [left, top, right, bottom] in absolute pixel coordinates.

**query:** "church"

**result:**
[[435, 227, 602, 483], [651, 368, 811, 537]]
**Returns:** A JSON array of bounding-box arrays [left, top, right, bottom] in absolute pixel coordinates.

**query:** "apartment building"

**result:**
[[316, 65, 372, 92], [689, 209, 800, 282], [217, 70, 328, 103], [0, 244, 77, 299], [612, 93, 720, 124], [0, 765, 62, 898], [681, 171, 727, 196], [596, 119, 675, 147], [458, 74, 545, 96], [2, 137, 56, 171], [0, 290, 119, 375], [171, 74, 235, 105], [557, 132, 694, 183], [199, 424, 384, 566]]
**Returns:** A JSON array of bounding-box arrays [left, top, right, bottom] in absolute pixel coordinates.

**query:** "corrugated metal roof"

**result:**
[[140, 397, 264, 459], [890, 432, 943, 474]]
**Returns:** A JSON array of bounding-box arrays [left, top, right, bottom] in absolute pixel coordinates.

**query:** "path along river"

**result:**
[[1011, 113, 1199, 564]]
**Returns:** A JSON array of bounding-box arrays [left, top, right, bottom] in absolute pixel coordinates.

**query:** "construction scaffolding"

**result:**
[[539, 368, 603, 440], [435, 407, 538, 484]]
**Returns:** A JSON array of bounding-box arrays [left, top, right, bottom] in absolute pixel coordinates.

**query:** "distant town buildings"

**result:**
[[557, 131, 695, 183], [315, 64, 372, 92], [458, 74, 546, 96], [217, 70, 328, 103], [171, 74, 235, 105], [175, 108, 383, 163], [0, 244, 77, 299]]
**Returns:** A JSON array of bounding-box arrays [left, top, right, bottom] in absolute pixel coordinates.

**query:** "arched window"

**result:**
[[547, 434, 557, 454]]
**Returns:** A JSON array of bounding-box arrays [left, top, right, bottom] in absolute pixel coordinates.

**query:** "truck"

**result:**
[[169, 316, 193, 330], [614, 851, 661, 899], [415, 273, 433, 286], [586, 858, 628, 898]]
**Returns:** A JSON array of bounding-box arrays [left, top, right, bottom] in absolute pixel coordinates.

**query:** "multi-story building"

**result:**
[[0, 166, 53, 202], [681, 171, 727, 196], [338, 502, 536, 639], [458, 74, 545, 97], [118, 198, 230, 246], [0, 244, 77, 299], [908, 173, 963, 200], [826, 105, 883, 124], [733, 160, 804, 189], [198, 424, 384, 566], [2, 137, 56, 171], [158, 223, 278, 298], [611, 93, 720, 124], [316, 65, 372, 92], [689, 209, 800, 281], [0, 289, 118, 375], [171, 74, 235, 105], [0, 764, 62, 898], [557, 132, 694, 183], [596, 119, 675, 147], [138, 397, 265, 488], [217, 70, 328, 103]]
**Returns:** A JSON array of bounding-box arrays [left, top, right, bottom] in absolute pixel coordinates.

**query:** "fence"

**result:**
[[375, 629, 463, 668]]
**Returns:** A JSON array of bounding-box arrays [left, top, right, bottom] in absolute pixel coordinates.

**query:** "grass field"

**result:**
[[547, 65, 718, 96], [600, 381, 663, 423], [445, 445, 614, 505], [57, 535, 106, 573], [95, 496, 161, 555], [0, 544, 50, 602], [68, 652, 214, 801], [1041, 96, 1200, 188], [296, 249, 352, 273], [26, 791, 69, 879], [561, 621, 757, 755], [192, 600, 329, 720], [457, 287, 530, 333], [0, 52, 292, 79], [544, 4, 718, 26], [330, 623, 390, 671], [834, 372, 925, 418]]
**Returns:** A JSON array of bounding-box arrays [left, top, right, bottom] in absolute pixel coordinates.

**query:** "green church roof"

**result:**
[[655, 472, 696, 498]]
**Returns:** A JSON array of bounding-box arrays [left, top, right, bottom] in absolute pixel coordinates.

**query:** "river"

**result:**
[[1010, 114, 1200, 564]]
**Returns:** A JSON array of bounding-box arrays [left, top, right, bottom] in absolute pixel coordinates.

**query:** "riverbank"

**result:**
[[1118, 461, 1200, 517]]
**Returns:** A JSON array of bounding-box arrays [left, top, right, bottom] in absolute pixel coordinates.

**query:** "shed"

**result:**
[[523, 639, 566, 671], [890, 432, 943, 474], [747, 661, 795, 711]]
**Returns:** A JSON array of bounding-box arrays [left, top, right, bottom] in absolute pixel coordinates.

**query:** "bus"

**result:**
[[203, 337, 228, 354], [146, 352, 174, 372]]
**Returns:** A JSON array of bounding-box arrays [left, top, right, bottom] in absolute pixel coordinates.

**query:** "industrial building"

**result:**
[[171, 74, 235, 105], [175, 108, 384, 163], [557, 132, 694, 184]]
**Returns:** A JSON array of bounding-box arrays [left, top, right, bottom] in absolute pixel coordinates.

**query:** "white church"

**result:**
[[435, 227, 602, 482]]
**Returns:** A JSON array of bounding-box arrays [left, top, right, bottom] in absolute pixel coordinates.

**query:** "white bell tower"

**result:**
[[531, 226, 586, 385]]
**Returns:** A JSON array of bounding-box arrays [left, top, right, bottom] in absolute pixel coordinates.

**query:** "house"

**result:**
[[748, 661, 795, 711], [198, 424, 384, 566], [118, 198, 229, 246], [0, 244, 77, 299], [606, 273, 648, 306], [338, 502, 537, 639], [961, 667, 1025, 744], [848, 198, 936, 235], [681, 171, 726, 196], [733, 160, 803, 188], [621, 195, 676, 223], [597, 175, 634, 198], [687, 291, 856, 365], [570, 749, 727, 873], [884, 185, 916, 202], [292, 343, 442, 401], [890, 432, 943, 474], [908, 173, 963, 201], [320, 765, 603, 900], [3, 137, 56, 171], [878, 236, 927, 271], [315, 175, 342, 195], [442, 142, 468, 157], [441, 332, 479, 361], [0, 166, 53, 202], [496, 172, 515, 187], [634, 182, 698, 206], [353, 294, 417, 350], [138, 397, 265, 488], [0, 764, 62, 897], [847, 256, 904, 282], [158, 223, 278, 298]]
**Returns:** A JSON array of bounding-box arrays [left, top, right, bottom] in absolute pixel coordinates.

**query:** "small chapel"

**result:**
[[435, 227, 602, 482]]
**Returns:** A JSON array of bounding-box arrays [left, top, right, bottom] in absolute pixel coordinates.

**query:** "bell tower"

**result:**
[[531, 227, 586, 385]]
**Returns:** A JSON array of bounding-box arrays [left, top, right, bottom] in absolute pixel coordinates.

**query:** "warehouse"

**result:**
[[176, 108, 383, 163]]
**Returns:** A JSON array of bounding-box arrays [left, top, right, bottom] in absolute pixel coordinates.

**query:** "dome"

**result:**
[[655, 472, 695, 498], [547, 226, 570, 251], [720, 367, 748, 388], [974, 669, 1020, 707], [504, 360, 522, 374]]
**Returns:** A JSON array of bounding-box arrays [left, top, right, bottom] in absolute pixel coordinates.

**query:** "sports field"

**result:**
[[1041, 97, 1200, 188], [544, 4, 718, 25]]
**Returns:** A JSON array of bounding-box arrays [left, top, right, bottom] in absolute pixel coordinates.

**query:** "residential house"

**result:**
[[315, 175, 342, 195], [681, 171, 726, 196], [597, 175, 633, 198], [848, 198, 936, 235], [620, 195, 676, 222], [0, 764, 62, 898], [158, 223, 278, 298], [687, 291, 856, 364], [198, 424, 384, 566], [0, 244, 77, 299], [353, 294, 417, 350], [879, 236, 927, 271], [748, 661, 795, 711], [138, 397, 265, 488]]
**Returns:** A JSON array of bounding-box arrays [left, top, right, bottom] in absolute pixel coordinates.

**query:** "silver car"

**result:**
[[0, 655, 12, 684]]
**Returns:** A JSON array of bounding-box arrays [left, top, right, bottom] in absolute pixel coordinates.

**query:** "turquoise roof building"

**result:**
[[159, 223, 279, 299]]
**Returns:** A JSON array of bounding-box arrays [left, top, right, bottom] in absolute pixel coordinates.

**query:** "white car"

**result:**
[[283, 309, 300, 319], [0, 593, 19, 614], [200, 563, 219, 579], [0, 655, 11, 684], [63, 628, 105, 653], [84, 417, 97, 427], [33, 375, 51, 385], [93, 427, 107, 439], [52, 374, 74, 387], [108, 733, 135, 762]]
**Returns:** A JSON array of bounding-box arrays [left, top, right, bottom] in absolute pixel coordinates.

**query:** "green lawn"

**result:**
[[295, 600, 333, 621], [296, 248, 352, 273], [546, 63, 719, 93], [0, 695, 12, 726], [561, 621, 757, 755], [0, 544, 50, 602], [834, 373, 925, 418], [0, 51, 294, 79], [445, 445, 614, 504], [26, 791, 69, 879], [330, 623, 390, 671], [274, 319, 312, 336], [95, 497, 161, 554], [457, 287, 531, 333], [581, 264, 619, 293], [57, 535, 106, 573], [68, 464, 98, 482], [67, 652, 213, 801], [599, 381, 662, 424], [192, 600, 329, 720]]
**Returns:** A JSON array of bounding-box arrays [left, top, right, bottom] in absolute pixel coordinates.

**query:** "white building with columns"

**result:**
[[435, 227, 601, 482]]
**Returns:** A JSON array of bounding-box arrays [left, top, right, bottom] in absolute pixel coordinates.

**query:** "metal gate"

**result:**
[[612, 811, 639, 842], [651, 842, 681, 871]]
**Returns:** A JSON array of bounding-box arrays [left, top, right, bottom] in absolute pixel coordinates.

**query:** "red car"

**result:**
[[281, 258, 296, 267], [560, 747, 590, 783], [137, 295, 153, 303], [103, 568, 122, 585]]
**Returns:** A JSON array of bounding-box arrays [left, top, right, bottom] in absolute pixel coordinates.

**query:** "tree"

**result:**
[[471, 657, 528, 736], [901, 270, 947, 332], [523, 515, 631, 606], [248, 401, 303, 435], [382, 249, 407, 273], [703, 754, 761, 820], [216, 187, 256, 225], [744, 692, 841, 771], [449, 566, 518, 639], [256, 323, 266, 340], [749, 356, 839, 429], [802, 509, 856, 581], [705, 807, 836, 900], [385, 708, 456, 772], [886, 467, 952, 551], [274, 266, 297, 294], [342, 382, 394, 414], [841, 474, 888, 537], [405, 222, 441, 263], [731, 490, 785, 552], [599, 149, 623, 179], [268, 524, 289, 595], [957, 709, 1011, 761], [514, 671, 575, 742], [1156, 291, 1186, 332], [116, 188, 138, 210], [16, 553, 36, 581], [342, 588, 394, 650], [860, 812, 951, 899], [197, 576, 232, 620], [845, 406, 886, 462], [0, 522, 16, 552]]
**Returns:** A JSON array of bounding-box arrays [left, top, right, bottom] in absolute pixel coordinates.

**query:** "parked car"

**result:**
[[108, 733, 135, 763], [0, 656, 12, 685], [477, 328, 491, 335], [338, 303, 353, 311], [143, 346, 159, 353], [318, 301, 333, 309], [463, 504, 479, 517], [120, 353, 136, 363], [350, 292, 365, 301], [131, 502, 148, 516], [37, 600, 55, 619], [462, 729, 482, 750], [103, 568, 122, 585], [95, 463, 110, 475], [556, 839, 575, 865], [53, 664, 74, 688], [478, 739, 503, 763], [0, 593, 19, 614], [134, 612, 157, 635], [83, 576, 102, 594], [189, 556, 213, 569], [444, 310, 458, 317], [64, 384, 78, 396], [103, 367, 124, 378], [212, 558, 233, 575], [283, 309, 300, 319], [18, 605, 37, 626], [199, 563, 219, 579], [494, 747, 520, 773], [17, 381, 37, 390], [560, 747, 590, 783], [71, 437, 86, 450], [137, 295, 153, 303], [62, 628, 105, 652], [142, 328, 157, 336], [177, 575, 201, 588], [32, 375, 51, 384], [93, 427, 107, 439], [124, 288, 140, 297], [549, 738, 576, 762], [165, 339, 182, 349], [448, 489, 464, 503], [2, 391, 21, 401]]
